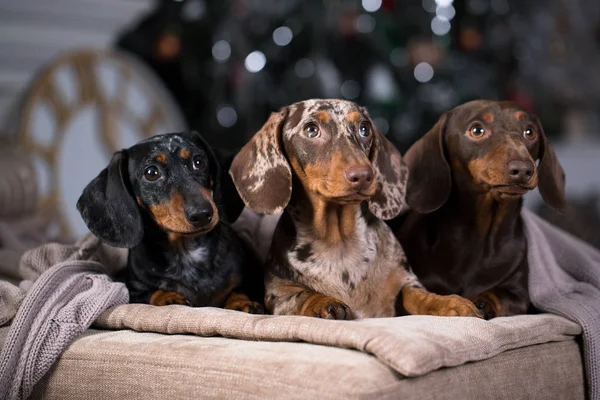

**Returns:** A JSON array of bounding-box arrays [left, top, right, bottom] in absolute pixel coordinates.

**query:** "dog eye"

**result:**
[[304, 123, 320, 138], [144, 165, 160, 181], [469, 125, 485, 138], [523, 127, 536, 139], [192, 155, 205, 170], [359, 123, 371, 138]]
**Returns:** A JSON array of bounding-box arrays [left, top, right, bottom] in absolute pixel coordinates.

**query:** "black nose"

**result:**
[[185, 207, 213, 226], [507, 160, 534, 183], [344, 165, 374, 190]]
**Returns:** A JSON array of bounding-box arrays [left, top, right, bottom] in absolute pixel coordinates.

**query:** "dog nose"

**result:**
[[507, 160, 534, 183], [344, 165, 374, 189], [185, 208, 213, 226]]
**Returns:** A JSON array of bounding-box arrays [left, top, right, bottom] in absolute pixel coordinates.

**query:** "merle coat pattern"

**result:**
[[230, 99, 482, 319], [77, 132, 264, 312]]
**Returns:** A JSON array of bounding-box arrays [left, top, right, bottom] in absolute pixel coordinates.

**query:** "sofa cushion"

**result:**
[[23, 329, 583, 400], [94, 304, 581, 377]]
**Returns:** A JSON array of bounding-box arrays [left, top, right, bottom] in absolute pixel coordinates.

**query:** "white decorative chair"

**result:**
[[17, 49, 187, 240]]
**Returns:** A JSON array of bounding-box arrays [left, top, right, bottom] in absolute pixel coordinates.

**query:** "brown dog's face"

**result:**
[[444, 101, 541, 200], [230, 99, 408, 220], [404, 99, 567, 214], [282, 100, 377, 203]]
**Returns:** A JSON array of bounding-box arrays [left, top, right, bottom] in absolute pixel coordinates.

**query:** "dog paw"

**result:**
[[149, 290, 191, 306], [301, 295, 354, 320], [225, 300, 265, 314], [425, 294, 483, 318], [470, 293, 502, 320]]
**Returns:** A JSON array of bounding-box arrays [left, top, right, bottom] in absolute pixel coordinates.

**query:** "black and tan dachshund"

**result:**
[[77, 131, 264, 313], [391, 100, 567, 319], [230, 99, 482, 319]]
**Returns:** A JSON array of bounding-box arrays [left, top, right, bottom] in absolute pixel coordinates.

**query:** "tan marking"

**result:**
[[468, 157, 505, 186], [155, 153, 167, 164], [136, 196, 143, 207], [315, 110, 331, 124], [264, 276, 312, 314], [224, 292, 265, 314], [514, 111, 527, 121], [199, 186, 220, 230], [148, 192, 194, 232], [482, 112, 494, 123], [149, 290, 188, 306], [346, 110, 361, 123], [298, 292, 352, 319], [180, 148, 191, 159], [167, 232, 184, 247], [401, 286, 482, 317]]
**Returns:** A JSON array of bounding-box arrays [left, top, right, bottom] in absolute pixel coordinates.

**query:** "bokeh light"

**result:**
[[212, 40, 231, 63], [414, 62, 434, 83], [273, 26, 293, 46], [362, 0, 382, 13], [244, 51, 266, 73], [217, 105, 237, 127]]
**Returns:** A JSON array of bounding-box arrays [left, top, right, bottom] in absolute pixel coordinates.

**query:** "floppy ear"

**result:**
[[367, 123, 409, 220], [536, 119, 568, 213], [404, 113, 451, 214], [76, 151, 143, 248], [229, 108, 291, 215], [188, 131, 245, 223]]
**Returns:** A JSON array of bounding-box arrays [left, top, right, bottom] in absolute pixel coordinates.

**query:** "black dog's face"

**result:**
[[128, 133, 219, 235], [77, 131, 244, 249]]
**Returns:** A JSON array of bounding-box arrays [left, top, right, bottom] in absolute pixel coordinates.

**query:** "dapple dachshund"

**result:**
[[77, 131, 264, 313], [229, 99, 482, 319], [391, 100, 567, 319]]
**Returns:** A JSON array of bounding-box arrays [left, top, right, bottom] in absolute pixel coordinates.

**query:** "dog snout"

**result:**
[[506, 160, 534, 184], [344, 165, 374, 190], [184, 206, 213, 226]]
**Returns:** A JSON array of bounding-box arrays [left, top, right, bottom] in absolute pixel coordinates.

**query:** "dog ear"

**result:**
[[230, 108, 291, 215], [76, 151, 143, 248], [536, 119, 568, 213], [366, 118, 409, 220], [404, 113, 451, 214]]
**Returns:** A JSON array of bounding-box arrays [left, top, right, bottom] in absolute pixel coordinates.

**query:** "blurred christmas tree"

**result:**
[[115, 0, 597, 151]]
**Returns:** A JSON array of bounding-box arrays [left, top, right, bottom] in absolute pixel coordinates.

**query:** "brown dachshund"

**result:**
[[392, 100, 567, 319], [229, 99, 482, 319]]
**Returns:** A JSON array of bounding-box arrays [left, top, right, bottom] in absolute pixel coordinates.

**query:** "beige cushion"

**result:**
[[26, 329, 583, 400], [94, 304, 581, 377]]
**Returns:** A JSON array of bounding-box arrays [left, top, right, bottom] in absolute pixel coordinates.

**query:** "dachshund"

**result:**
[[390, 100, 567, 319], [77, 131, 264, 313], [229, 99, 482, 319]]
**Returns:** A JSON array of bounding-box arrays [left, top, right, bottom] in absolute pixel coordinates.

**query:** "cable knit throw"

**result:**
[[0, 233, 129, 400]]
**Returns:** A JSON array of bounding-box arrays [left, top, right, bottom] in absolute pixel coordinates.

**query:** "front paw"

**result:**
[[224, 292, 265, 314], [424, 294, 483, 318], [149, 290, 191, 306], [470, 292, 502, 320], [300, 294, 354, 320], [225, 300, 265, 314]]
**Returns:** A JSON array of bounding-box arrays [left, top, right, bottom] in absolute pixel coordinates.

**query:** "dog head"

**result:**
[[404, 100, 567, 213], [77, 131, 244, 248], [229, 99, 408, 220]]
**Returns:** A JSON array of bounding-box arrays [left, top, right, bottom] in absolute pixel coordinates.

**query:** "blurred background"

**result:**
[[0, 0, 599, 247]]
